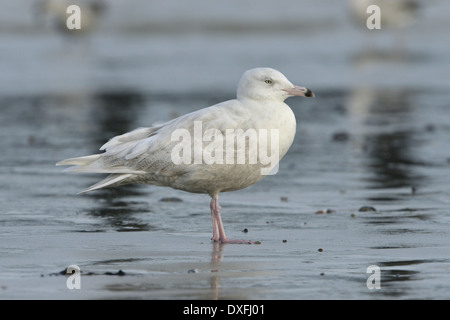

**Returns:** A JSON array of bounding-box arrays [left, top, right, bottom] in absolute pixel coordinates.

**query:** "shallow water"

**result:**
[[1, 0, 450, 300]]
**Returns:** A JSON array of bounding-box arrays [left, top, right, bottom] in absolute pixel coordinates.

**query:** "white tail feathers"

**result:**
[[56, 154, 146, 174], [56, 154, 101, 166], [56, 126, 164, 193], [56, 154, 145, 193], [79, 173, 135, 194]]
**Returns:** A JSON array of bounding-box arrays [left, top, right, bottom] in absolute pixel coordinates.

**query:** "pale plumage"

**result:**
[[57, 68, 314, 243]]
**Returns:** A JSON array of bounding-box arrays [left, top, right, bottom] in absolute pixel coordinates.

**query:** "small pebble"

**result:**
[[425, 124, 435, 132], [159, 197, 183, 202], [358, 206, 377, 212], [105, 270, 126, 276], [316, 209, 335, 214], [332, 131, 350, 142]]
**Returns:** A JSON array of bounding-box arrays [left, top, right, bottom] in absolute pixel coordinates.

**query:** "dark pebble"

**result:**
[[105, 270, 126, 276], [316, 209, 335, 214], [425, 124, 435, 132], [332, 131, 350, 142], [51, 268, 127, 277], [160, 197, 183, 202], [59, 268, 68, 275], [358, 206, 377, 212]]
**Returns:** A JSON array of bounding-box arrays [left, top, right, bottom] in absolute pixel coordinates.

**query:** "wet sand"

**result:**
[[1, 88, 450, 300]]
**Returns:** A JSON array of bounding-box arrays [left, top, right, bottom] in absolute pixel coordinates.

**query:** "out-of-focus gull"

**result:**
[[57, 68, 314, 244], [348, 0, 420, 29], [348, 0, 420, 56], [36, 0, 106, 34]]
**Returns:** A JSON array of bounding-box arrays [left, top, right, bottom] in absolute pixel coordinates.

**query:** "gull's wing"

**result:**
[[56, 99, 249, 177]]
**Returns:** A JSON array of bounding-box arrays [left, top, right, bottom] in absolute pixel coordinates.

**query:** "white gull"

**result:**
[[348, 0, 419, 29], [57, 67, 314, 244]]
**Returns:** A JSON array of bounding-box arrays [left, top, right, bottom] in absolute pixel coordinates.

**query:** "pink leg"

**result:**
[[210, 197, 260, 244], [210, 199, 220, 242]]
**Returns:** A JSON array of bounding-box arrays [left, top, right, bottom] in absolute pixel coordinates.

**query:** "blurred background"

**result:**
[[1, 0, 450, 299], [1, 0, 448, 95]]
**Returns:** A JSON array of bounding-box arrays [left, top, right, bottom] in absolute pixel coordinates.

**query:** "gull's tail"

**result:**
[[77, 173, 135, 194], [56, 154, 142, 193], [56, 154, 102, 171]]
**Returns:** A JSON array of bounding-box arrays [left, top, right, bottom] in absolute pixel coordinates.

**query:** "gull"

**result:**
[[347, 0, 420, 55], [348, 0, 420, 30], [57, 68, 314, 244], [36, 0, 106, 35]]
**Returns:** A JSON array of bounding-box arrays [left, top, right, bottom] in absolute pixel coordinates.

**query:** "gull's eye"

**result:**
[[264, 79, 273, 85]]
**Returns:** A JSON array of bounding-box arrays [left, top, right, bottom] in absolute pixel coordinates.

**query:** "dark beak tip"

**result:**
[[305, 89, 314, 98]]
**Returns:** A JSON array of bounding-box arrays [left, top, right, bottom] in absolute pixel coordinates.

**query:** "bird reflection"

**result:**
[[347, 87, 426, 192], [90, 91, 145, 148], [82, 91, 153, 231], [209, 242, 225, 299]]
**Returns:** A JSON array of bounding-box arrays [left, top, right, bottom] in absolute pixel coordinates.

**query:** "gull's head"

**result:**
[[236, 67, 314, 102]]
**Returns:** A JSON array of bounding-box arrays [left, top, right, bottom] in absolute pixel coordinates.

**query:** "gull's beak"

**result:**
[[283, 85, 315, 98]]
